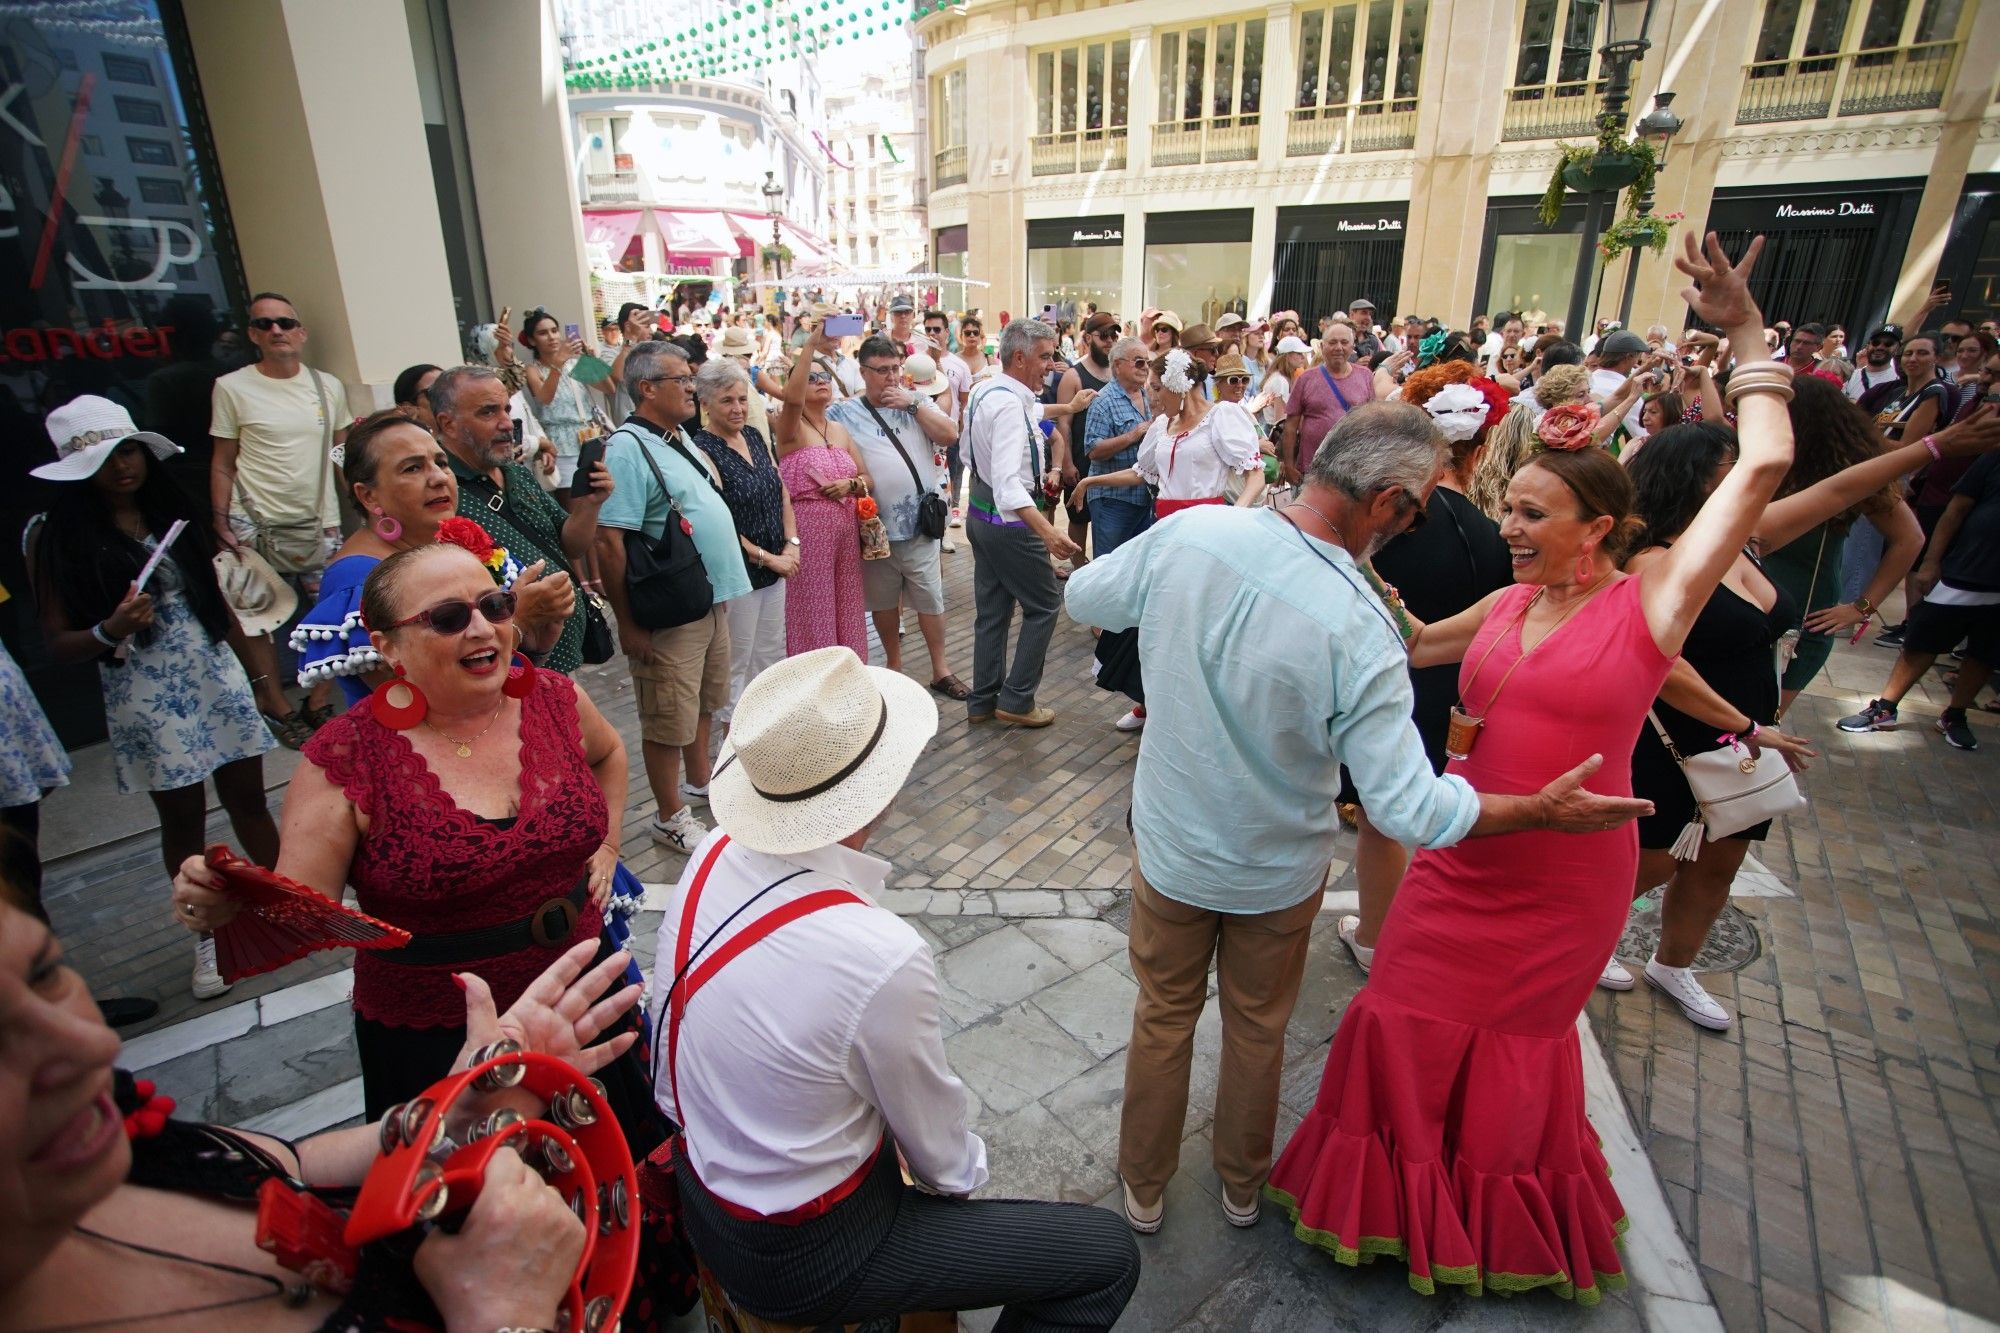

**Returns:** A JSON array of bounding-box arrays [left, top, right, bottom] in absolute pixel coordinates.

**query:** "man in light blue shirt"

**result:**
[[1065, 401, 1652, 1232], [595, 340, 751, 854]]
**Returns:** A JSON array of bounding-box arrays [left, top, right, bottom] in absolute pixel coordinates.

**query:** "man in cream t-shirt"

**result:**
[[210, 291, 349, 745]]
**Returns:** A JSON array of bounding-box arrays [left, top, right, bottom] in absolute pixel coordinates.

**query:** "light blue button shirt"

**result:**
[[598, 419, 753, 605], [1064, 506, 1481, 913]]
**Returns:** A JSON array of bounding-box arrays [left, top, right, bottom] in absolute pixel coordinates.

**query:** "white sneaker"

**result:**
[[948, 510, 965, 528], [1122, 1182, 1163, 1234], [1336, 915, 1374, 974], [1222, 1189, 1261, 1228], [1598, 955, 1635, 991], [1644, 956, 1732, 1031], [942, 535, 958, 552], [679, 780, 709, 803], [648, 807, 708, 854], [1114, 708, 1145, 731], [191, 934, 230, 1000]]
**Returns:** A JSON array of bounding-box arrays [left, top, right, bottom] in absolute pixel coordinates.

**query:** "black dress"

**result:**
[[1632, 556, 1797, 847], [1338, 487, 1512, 804]]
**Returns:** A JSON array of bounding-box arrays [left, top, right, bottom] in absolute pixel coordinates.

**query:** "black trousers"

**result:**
[[678, 1138, 1140, 1331]]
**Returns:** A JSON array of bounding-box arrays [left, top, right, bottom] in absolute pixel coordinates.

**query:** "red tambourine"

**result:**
[[344, 1043, 638, 1333]]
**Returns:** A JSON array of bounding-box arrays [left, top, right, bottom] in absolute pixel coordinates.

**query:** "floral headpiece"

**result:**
[[1159, 347, 1194, 395], [1417, 330, 1447, 368], [1807, 366, 1846, 386], [437, 516, 511, 575], [1399, 362, 1512, 444], [1535, 402, 1600, 452], [1422, 384, 1493, 444]]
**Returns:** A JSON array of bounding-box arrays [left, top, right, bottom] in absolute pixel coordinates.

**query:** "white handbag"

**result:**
[[1646, 709, 1806, 859]]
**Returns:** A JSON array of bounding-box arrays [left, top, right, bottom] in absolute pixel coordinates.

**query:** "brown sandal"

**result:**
[[931, 674, 971, 701]]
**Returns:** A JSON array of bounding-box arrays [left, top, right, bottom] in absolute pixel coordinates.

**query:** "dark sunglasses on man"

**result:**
[[249, 316, 302, 332]]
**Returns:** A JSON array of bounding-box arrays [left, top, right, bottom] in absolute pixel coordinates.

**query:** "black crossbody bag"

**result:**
[[621, 427, 723, 631], [860, 398, 949, 540]]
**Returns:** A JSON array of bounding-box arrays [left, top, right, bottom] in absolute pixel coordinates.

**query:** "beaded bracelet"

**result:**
[[90, 622, 118, 648], [1358, 564, 1416, 641]]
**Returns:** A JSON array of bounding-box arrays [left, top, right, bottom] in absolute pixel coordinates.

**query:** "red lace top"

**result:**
[[303, 671, 608, 1027]]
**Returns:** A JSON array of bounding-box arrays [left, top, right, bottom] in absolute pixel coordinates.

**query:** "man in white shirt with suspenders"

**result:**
[[652, 648, 1140, 1329]]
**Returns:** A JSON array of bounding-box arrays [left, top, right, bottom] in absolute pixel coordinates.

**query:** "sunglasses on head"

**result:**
[[249, 316, 301, 332], [388, 589, 517, 634]]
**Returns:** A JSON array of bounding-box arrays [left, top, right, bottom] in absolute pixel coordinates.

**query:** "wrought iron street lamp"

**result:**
[[1562, 0, 1661, 338], [1616, 91, 1685, 326], [761, 169, 786, 284]]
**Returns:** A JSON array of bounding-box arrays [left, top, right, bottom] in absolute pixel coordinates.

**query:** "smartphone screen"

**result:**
[[824, 313, 865, 337], [571, 437, 606, 499], [564, 322, 580, 341]]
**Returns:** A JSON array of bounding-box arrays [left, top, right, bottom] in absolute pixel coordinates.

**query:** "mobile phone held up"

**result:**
[[572, 436, 606, 499], [823, 313, 865, 338], [564, 322, 581, 342]]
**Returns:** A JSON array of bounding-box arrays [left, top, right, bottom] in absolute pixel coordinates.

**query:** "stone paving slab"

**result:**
[[53, 540, 2000, 1327]]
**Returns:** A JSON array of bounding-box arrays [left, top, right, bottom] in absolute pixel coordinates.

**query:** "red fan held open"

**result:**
[[204, 845, 411, 983]]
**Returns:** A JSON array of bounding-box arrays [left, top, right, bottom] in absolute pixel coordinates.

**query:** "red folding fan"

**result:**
[[205, 846, 411, 983]]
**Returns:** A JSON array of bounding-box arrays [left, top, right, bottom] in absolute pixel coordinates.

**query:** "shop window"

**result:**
[[1155, 17, 1267, 131], [102, 52, 155, 85], [114, 95, 166, 126], [126, 136, 174, 164], [1293, 2, 1423, 115], [137, 177, 187, 206], [1510, 0, 1609, 92], [1032, 38, 1131, 172]]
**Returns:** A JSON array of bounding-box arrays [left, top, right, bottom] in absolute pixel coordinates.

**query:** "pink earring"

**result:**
[[1575, 543, 1596, 585], [370, 507, 402, 542]]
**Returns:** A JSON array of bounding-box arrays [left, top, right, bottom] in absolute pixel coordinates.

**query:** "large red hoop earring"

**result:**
[[373, 665, 429, 729], [502, 652, 536, 700]]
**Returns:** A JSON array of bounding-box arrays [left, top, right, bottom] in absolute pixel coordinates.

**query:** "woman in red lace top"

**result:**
[[172, 544, 655, 1136]]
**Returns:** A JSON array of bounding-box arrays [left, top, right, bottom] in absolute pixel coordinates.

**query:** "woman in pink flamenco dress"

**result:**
[[1267, 233, 1796, 1303], [774, 327, 872, 658]]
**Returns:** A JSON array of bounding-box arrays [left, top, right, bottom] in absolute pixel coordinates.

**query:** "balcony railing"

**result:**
[[1150, 114, 1261, 167], [934, 144, 968, 188], [1501, 81, 1608, 141], [1029, 128, 1129, 176], [1285, 103, 1418, 155], [584, 170, 642, 202], [1736, 41, 1959, 124]]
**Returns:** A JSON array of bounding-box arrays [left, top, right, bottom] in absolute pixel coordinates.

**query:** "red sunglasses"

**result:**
[[387, 589, 517, 634]]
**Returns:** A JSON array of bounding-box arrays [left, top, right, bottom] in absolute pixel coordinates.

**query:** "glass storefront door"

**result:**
[[1143, 242, 1250, 327]]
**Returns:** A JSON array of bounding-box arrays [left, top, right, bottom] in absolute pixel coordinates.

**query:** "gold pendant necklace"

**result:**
[[424, 702, 505, 758]]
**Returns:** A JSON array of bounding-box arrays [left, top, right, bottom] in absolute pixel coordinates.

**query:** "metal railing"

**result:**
[[933, 144, 968, 188], [584, 170, 642, 202], [1500, 81, 1608, 141], [1284, 104, 1418, 155], [1150, 114, 1261, 167], [1736, 41, 1958, 124], [1029, 128, 1130, 176]]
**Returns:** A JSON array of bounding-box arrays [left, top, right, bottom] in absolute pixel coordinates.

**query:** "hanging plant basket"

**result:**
[[1537, 134, 1660, 228], [1563, 150, 1641, 194], [760, 243, 794, 268], [1598, 211, 1686, 262]]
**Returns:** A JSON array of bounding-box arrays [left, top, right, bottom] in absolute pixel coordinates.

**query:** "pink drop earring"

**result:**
[[371, 507, 402, 542]]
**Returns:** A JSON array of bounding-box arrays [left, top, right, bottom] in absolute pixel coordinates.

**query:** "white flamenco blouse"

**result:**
[[1135, 401, 1264, 503]]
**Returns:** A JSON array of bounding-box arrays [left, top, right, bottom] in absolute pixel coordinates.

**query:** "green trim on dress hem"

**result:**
[[1262, 1184, 1631, 1306]]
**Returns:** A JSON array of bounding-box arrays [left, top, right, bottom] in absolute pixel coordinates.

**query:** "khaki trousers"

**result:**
[[1117, 860, 1322, 1207]]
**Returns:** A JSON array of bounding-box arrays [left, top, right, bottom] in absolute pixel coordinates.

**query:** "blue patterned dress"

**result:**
[[101, 544, 274, 794], [0, 638, 69, 806]]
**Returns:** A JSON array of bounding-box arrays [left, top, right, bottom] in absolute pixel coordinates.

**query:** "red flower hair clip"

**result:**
[[436, 516, 497, 563]]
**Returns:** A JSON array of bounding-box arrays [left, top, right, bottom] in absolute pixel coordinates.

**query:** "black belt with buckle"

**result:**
[[379, 872, 590, 967]]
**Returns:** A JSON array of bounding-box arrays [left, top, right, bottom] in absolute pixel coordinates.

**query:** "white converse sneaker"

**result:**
[[1114, 708, 1146, 731], [191, 934, 230, 1000], [1598, 955, 1635, 991], [1222, 1188, 1261, 1228], [648, 807, 709, 854], [1644, 956, 1732, 1031], [1336, 915, 1374, 973], [1122, 1181, 1163, 1234]]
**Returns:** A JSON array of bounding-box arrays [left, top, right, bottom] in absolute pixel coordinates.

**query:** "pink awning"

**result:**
[[581, 210, 643, 257], [654, 210, 739, 260], [724, 212, 835, 262]]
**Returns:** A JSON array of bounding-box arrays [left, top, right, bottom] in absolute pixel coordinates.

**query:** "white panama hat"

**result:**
[[902, 353, 950, 397], [709, 647, 939, 856], [35, 395, 181, 481]]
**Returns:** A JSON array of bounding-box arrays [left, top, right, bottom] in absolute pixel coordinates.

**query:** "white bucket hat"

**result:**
[[902, 353, 950, 397], [211, 548, 299, 638], [710, 648, 938, 856], [35, 395, 181, 481]]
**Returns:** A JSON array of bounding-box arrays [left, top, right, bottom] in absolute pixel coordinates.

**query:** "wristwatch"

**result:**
[[1853, 595, 1876, 617], [787, 536, 801, 547]]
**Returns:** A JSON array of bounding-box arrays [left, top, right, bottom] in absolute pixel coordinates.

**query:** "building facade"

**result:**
[[824, 65, 930, 277], [0, 0, 596, 744], [917, 0, 2000, 337]]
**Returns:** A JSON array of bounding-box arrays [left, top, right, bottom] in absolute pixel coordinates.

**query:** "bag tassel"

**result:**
[[1670, 816, 1706, 862]]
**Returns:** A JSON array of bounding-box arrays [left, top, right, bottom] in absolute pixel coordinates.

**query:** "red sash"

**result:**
[[1155, 495, 1226, 519], [665, 835, 874, 1226]]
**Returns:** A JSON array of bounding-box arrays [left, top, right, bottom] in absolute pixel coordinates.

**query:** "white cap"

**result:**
[[1275, 335, 1312, 356]]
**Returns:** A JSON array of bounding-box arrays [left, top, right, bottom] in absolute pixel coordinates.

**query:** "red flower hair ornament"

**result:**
[[1535, 402, 1600, 452], [436, 516, 497, 562]]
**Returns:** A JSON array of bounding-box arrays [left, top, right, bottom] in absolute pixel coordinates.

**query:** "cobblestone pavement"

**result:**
[[40, 540, 2000, 1329]]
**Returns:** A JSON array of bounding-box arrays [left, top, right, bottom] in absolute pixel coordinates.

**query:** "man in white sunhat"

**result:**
[[653, 647, 1140, 1329], [903, 352, 962, 554]]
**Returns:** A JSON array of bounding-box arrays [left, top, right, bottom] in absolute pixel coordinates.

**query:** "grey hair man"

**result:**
[[959, 317, 1097, 727], [1065, 401, 1654, 1235], [594, 340, 752, 855]]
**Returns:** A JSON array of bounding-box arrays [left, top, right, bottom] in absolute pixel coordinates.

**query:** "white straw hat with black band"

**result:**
[[709, 648, 939, 855], [35, 395, 181, 481]]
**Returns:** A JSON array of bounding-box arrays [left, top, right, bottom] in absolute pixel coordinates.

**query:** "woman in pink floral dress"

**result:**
[[775, 326, 873, 657]]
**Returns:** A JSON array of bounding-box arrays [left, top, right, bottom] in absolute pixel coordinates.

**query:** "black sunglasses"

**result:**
[[388, 589, 517, 634], [249, 316, 301, 332]]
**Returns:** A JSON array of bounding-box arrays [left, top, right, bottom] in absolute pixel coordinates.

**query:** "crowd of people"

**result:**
[[5, 225, 1999, 1332]]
